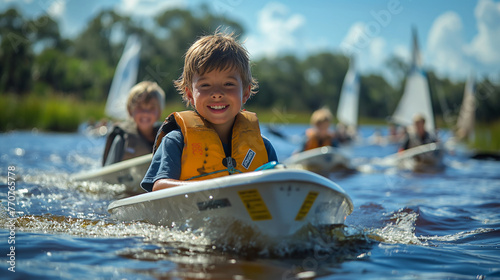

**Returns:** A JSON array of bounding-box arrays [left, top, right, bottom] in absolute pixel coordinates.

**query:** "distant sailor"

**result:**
[[102, 81, 165, 166], [399, 113, 437, 151], [300, 107, 339, 152]]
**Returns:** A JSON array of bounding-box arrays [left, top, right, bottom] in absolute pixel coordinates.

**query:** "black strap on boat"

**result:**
[[102, 126, 125, 166]]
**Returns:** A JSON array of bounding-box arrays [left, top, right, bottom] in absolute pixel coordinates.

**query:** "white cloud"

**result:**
[[393, 44, 410, 62], [47, 0, 66, 18], [117, 0, 185, 17], [339, 22, 368, 55], [425, 0, 500, 79], [370, 37, 386, 66], [339, 22, 389, 72], [465, 0, 500, 64], [426, 11, 470, 78], [245, 2, 305, 58]]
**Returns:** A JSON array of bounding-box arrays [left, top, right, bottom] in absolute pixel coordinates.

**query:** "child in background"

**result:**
[[141, 31, 278, 192], [102, 81, 165, 166], [300, 107, 339, 152], [399, 113, 437, 151]]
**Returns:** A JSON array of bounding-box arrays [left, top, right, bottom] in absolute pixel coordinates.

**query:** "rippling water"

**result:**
[[1, 127, 499, 279]]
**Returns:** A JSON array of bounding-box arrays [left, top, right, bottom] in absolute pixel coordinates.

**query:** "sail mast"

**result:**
[[391, 28, 435, 132], [337, 56, 360, 129], [105, 35, 141, 121], [455, 74, 476, 141]]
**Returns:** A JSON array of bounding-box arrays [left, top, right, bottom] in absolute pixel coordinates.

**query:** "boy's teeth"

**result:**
[[210, 105, 226, 109]]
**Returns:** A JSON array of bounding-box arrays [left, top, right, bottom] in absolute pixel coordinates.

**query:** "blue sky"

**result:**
[[2, 0, 500, 83]]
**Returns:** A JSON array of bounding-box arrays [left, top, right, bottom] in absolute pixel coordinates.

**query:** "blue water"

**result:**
[[1, 126, 499, 279]]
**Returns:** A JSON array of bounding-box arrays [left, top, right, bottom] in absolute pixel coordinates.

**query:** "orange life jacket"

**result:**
[[154, 110, 269, 181], [303, 128, 335, 151]]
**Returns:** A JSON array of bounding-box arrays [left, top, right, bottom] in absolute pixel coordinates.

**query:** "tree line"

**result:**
[[1, 5, 499, 128]]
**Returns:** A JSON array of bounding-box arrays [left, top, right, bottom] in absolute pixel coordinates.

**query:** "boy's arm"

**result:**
[[140, 129, 183, 192], [152, 178, 191, 191], [262, 135, 279, 162]]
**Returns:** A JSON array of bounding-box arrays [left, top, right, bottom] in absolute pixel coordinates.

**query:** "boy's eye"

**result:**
[[225, 82, 235, 86]]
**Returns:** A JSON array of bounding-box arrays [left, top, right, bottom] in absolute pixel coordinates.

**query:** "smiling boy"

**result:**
[[140, 31, 278, 192]]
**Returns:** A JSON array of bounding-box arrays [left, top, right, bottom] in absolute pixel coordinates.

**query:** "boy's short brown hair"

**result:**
[[174, 30, 258, 107], [310, 107, 333, 126], [127, 81, 165, 116]]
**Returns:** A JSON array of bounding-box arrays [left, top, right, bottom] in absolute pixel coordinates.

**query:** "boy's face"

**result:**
[[316, 121, 330, 137], [414, 119, 425, 135], [187, 68, 250, 130], [131, 101, 160, 133]]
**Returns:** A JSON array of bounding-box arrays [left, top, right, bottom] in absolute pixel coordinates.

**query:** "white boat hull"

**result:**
[[71, 154, 151, 194], [283, 146, 353, 174], [397, 145, 445, 173], [380, 143, 445, 173], [108, 169, 353, 238]]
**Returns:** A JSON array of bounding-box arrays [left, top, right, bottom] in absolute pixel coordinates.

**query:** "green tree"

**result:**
[[302, 53, 348, 112], [73, 10, 136, 66], [0, 8, 34, 93], [360, 74, 397, 119], [0, 8, 66, 94]]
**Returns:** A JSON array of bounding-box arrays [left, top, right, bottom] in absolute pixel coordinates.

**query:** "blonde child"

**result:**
[[102, 81, 165, 166], [301, 107, 339, 151], [141, 31, 278, 192]]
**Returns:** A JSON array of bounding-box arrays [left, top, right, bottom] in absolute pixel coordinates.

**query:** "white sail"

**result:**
[[392, 29, 435, 132], [105, 35, 141, 120], [337, 56, 360, 128], [455, 74, 476, 140]]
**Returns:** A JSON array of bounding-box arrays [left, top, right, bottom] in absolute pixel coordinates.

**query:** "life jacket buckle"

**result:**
[[222, 157, 237, 169]]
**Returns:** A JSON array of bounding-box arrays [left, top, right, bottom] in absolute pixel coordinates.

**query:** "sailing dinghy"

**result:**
[[444, 74, 477, 157], [389, 29, 444, 171], [108, 169, 353, 238], [105, 35, 141, 121], [377, 142, 444, 172], [72, 36, 148, 194], [336, 56, 360, 142], [454, 74, 476, 142], [71, 153, 150, 194], [283, 146, 353, 174], [284, 58, 359, 174]]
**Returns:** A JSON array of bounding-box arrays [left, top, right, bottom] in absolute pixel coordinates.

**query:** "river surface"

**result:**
[[1, 125, 499, 279]]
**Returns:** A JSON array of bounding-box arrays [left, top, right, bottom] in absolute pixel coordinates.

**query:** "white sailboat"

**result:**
[[105, 35, 142, 121], [455, 74, 476, 141], [443, 74, 477, 157], [389, 28, 444, 172], [337, 56, 360, 130], [283, 58, 359, 174], [391, 29, 435, 133], [72, 36, 146, 194]]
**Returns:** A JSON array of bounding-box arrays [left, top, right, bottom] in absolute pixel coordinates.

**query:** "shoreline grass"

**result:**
[[0, 94, 106, 132]]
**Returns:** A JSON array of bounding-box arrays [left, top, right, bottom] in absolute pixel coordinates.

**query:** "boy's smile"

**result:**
[[132, 101, 160, 138], [187, 68, 250, 139]]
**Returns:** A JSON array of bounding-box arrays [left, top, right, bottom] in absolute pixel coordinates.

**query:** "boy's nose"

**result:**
[[211, 90, 223, 99]]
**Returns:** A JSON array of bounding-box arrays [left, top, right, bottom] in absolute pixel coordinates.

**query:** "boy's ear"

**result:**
[[243, 85, 251, 104], [186, 87, 194, 105]]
